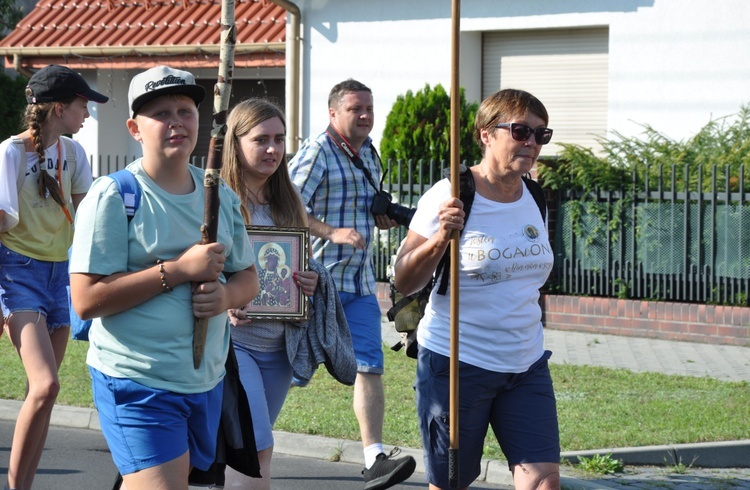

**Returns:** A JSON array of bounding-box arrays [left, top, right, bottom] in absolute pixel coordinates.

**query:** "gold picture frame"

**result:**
[[244, 226, 310, 321]]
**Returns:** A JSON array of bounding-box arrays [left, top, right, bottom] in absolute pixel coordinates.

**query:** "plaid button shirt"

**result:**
[[289, 131, 380, 295]]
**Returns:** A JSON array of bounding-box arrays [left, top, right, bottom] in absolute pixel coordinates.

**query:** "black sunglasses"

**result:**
[[495, 123, 553, 145]]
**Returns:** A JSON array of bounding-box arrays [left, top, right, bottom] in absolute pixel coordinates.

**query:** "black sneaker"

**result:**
[[362, 447, 417, 490]]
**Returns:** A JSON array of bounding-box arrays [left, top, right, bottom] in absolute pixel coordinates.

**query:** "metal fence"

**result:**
[[92, 156, 750, 306], [374, 159, 458, 281], [554, 164, 750, 306], [91, 155, 210, 176], [92, 154, 451, 284], [373, 160, 749, 306]]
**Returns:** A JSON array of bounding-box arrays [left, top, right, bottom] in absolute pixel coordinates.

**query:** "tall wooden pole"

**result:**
[[448, 0, 461, 487], [193, 0, 236, 369]]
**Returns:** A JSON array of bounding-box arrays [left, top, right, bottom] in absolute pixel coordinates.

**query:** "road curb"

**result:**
[[561, 440, 750, 469], [0, 399, 101, 431], [272, 430, 516, 487], [3, 400, 748, 488]]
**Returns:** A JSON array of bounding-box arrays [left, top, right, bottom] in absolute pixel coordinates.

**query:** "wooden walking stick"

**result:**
[[448, 0, 461, 487], [194, 0, 236, 369]]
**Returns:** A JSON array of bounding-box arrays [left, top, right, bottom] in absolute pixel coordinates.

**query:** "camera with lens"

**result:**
[[371, 190, 416, 227]]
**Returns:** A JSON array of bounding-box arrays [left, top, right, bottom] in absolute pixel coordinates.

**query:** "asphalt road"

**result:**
[[0, 419, 512, 489]]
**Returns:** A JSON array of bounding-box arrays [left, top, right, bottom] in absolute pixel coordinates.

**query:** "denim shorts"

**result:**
[[90, 367, 223, 475], [415, 348, 560, 488], [233, 343, 292, 451], [0, 243, 70, 332], [338, 292, 383, 374]]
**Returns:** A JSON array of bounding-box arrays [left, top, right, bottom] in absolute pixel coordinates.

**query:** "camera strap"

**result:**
[[325, 124, 383, 193]]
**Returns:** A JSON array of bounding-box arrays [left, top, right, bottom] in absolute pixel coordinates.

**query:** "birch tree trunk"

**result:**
[[194, 0, 236, 369]]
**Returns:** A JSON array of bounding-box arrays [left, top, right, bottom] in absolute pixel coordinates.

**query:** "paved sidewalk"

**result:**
[[543, 328, 750, 382], [383, 321, 750, 384], [543, 328, 750, 489]]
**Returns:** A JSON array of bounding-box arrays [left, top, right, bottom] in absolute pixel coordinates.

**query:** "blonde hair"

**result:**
[[23, 89, 76, 206], [221, 99, 307, 228]]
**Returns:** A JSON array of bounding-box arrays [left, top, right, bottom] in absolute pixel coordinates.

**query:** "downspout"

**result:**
[[13, 54, 33, 78], [270, 0, 301, 153]]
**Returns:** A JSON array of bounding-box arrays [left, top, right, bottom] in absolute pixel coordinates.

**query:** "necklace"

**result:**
[[246, 185, 268, 206], [482, 170, 521, 203]]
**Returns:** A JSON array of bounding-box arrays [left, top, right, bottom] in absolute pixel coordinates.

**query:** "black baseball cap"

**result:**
[[26, 65, 109, 104]]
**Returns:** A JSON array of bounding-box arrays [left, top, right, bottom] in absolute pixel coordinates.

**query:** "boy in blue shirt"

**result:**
[[70, 65, 259, 490]]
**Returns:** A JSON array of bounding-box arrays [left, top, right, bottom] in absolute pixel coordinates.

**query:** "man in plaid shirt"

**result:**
[[289, 79, 416, 490]]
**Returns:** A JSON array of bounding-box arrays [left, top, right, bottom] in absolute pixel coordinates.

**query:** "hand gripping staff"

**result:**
[[194, 0, 236, 369], [448, 0, 461, 487]]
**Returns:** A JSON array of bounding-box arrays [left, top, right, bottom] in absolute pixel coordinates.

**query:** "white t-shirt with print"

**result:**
[[409, 178, 554, 373], [0, 136, 91, 260]]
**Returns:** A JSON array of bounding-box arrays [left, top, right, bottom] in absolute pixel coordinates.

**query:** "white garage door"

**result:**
[[483, 27, 608, 156]]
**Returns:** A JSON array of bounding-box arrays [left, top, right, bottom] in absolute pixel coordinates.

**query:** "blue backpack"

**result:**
[[69, 169, 141, 341]]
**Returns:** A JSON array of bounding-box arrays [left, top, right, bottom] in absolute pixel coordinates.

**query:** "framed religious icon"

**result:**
[[243, 226, 310, 321]]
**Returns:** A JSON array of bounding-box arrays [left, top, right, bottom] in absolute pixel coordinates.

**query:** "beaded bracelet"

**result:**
[[156, 260, 173, 293]]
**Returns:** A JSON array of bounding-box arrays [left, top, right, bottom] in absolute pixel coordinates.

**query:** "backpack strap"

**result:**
[[433, 171, 547, 296], [522, 175, 547, 222], [435, 164, 476, 296], [107, 169, 141, 222]]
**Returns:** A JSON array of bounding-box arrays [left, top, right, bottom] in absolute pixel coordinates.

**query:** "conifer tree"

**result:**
[[0, 0, 27, 140], [380, 83, 480, 184]]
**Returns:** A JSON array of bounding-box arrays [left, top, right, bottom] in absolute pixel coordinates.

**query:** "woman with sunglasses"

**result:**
[[393, 88, 559, 490]]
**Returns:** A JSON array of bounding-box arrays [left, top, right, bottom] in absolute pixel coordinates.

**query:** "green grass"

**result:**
[[1, 337, 749, 461], [0, 339, 94, 408], [577, 454, 624, 475]]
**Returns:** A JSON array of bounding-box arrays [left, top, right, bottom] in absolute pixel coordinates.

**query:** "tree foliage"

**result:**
[[0, 0, 26, 140], [0, 71, 28, 140], [380, 83, 481, 184], [538, 104, 750, 194], [0, 0, 22, 34]]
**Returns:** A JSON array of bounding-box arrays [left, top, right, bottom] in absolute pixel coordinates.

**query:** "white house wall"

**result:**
[[607, 0, 750, 140], [70, 69, 140, 176], [85, 67, 284, 172], [297, 0, 750, 150], [71, 70, 121, 177]]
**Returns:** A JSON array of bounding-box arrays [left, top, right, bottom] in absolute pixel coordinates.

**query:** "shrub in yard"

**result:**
[[380, 83, 480, 184], [538, 104, 750, 193]]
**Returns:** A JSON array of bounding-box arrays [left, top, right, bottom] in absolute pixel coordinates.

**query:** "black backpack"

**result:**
[[387, 166, 547, 358]]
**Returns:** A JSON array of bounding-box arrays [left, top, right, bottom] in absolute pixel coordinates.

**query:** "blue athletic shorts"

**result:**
[[0, 243, 70, 332], [415, 348, 560, 489], [338, 292, 383, 374], [90, 367, 223, 475], [233, 342, 292, 451]]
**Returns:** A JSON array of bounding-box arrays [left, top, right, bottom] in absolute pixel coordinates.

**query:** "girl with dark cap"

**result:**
[[0, 64, 108, 490]]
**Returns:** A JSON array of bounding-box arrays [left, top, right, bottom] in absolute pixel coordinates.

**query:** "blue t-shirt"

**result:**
[[70, 161, 255, 394]]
